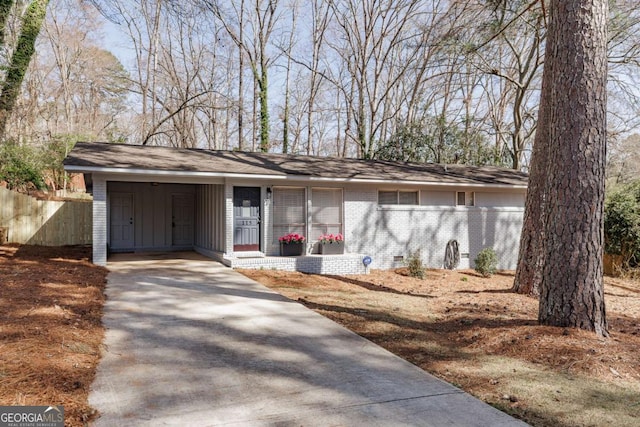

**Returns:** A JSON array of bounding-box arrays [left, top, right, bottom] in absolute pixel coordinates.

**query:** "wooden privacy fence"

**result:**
[[0, 186, 92, 246]]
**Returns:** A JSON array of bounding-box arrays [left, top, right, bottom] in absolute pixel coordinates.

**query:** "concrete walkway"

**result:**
[[90, 252, 528, 426]]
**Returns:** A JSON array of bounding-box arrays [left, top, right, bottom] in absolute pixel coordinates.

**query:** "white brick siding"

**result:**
[[225, 253, 368, 275], [95, 177, 524, 274], [224, 183, 234, 254], [92, 176, 107, 265], [344, 187, 524, 270]]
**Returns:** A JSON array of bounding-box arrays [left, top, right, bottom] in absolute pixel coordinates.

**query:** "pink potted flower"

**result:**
[[318, 233, 344, 254], [278, 233, 306, 256]]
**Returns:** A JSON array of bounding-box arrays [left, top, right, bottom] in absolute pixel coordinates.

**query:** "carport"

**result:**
[[101, 178, 228, 259], [107, 182, 197, 253]]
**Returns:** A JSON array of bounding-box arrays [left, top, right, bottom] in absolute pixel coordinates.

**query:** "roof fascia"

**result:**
[[65, 165, 527, 190]]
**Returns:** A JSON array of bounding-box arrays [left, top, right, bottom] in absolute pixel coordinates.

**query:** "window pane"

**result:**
[[378, 191, 397, 205], [399, 191, 418, 205], [467, 192, 475, 206], [312, 188, 342, 239], [273, 187, 305, 242], [456, 192, 465, 206]]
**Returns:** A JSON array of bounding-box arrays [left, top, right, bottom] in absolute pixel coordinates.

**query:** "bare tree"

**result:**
[[327, 0, 426, 159], [303, 0, 331, 155], [280, 0, 297, 153], [205, 0, 281, 152], [71, 0, 639, 166], [468, 1, 545, 170], [607, 0, 640, 136], [607, 133, 640, 185]]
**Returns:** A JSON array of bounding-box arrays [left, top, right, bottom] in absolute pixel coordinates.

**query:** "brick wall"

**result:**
[[226, 253, 368, 275], [344, 187, 524, 270], [92, 176, 107, 265], [220, 182, 524, 274]]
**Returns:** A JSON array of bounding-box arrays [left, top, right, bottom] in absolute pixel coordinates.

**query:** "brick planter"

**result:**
[[319, 242, 344, 255]]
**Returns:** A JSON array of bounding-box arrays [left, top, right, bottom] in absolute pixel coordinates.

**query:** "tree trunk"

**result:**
[[237, 0, 245, 150], [258, 64, 269, 152], [512, 31, 553, 297], [0, 0, 49, 138], [0, 0, 13, 47], [511, 129, 547, 297], [536, 0, 608, 336]]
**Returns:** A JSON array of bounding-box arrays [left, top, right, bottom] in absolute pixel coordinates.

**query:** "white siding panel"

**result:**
[[422, 190, 455, 206], [475, 192, 525, 207]]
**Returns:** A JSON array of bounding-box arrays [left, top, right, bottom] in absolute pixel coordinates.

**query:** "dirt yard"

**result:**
[[239, 267, 640, 427], [0, 245, 108, 427], [1, 245, 638, 427]]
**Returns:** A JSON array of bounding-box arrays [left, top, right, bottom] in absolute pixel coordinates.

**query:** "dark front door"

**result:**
[[233, 187, 260, 251]]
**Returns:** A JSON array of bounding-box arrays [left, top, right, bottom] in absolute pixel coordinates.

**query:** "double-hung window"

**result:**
[[311, 188, 343, 239], [273, 187, 306, 241]]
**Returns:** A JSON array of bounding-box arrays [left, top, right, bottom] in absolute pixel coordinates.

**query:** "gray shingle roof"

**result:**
[[64, 142, 528, 187]]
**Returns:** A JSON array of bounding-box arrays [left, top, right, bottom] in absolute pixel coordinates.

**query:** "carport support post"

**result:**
[[93, 176, 108, 265], [224, 182, 234, 256]]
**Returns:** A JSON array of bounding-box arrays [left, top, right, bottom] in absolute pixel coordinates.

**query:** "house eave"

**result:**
[[63, 165, 287, 181], [300, 176, 527, 189], [64, 165, 527, 190]]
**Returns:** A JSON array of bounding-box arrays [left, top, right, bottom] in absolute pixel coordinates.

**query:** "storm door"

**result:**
[[233, 187, 261, 251]]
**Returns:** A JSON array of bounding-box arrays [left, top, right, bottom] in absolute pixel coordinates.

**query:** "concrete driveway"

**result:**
[[90, 252, 527, 426]]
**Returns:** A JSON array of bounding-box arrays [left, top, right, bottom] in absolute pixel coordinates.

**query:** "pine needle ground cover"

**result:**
[[240, 268, 640, 427]]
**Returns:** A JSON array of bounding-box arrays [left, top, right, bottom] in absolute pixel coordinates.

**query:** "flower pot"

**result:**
[[280, 242, 304, 256], [319, 241, 344, 255]]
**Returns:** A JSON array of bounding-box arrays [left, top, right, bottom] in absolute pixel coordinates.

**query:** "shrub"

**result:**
[[604, 182, 640, 266], [0, 141, 46, 191], [406, 250, 426, 279], [474, 248, 498, 277]]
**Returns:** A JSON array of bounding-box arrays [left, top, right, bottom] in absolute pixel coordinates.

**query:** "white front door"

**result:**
[[172, 194, 194, 247], [110, 192, 134, 250]]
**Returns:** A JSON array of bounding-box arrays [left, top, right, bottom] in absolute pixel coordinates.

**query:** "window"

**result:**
[[378, 190, 419, 206], [399, 191, 419, 205], [273, 187, 305, 241], [456, 191, 475, 206], [311, 188, 342, 239]]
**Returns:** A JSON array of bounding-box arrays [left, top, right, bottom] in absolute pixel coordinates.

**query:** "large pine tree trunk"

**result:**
[[536, 0, 608, 336]]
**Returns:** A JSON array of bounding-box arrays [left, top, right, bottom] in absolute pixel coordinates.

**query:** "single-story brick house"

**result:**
[[63, 142, 527, 274]]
